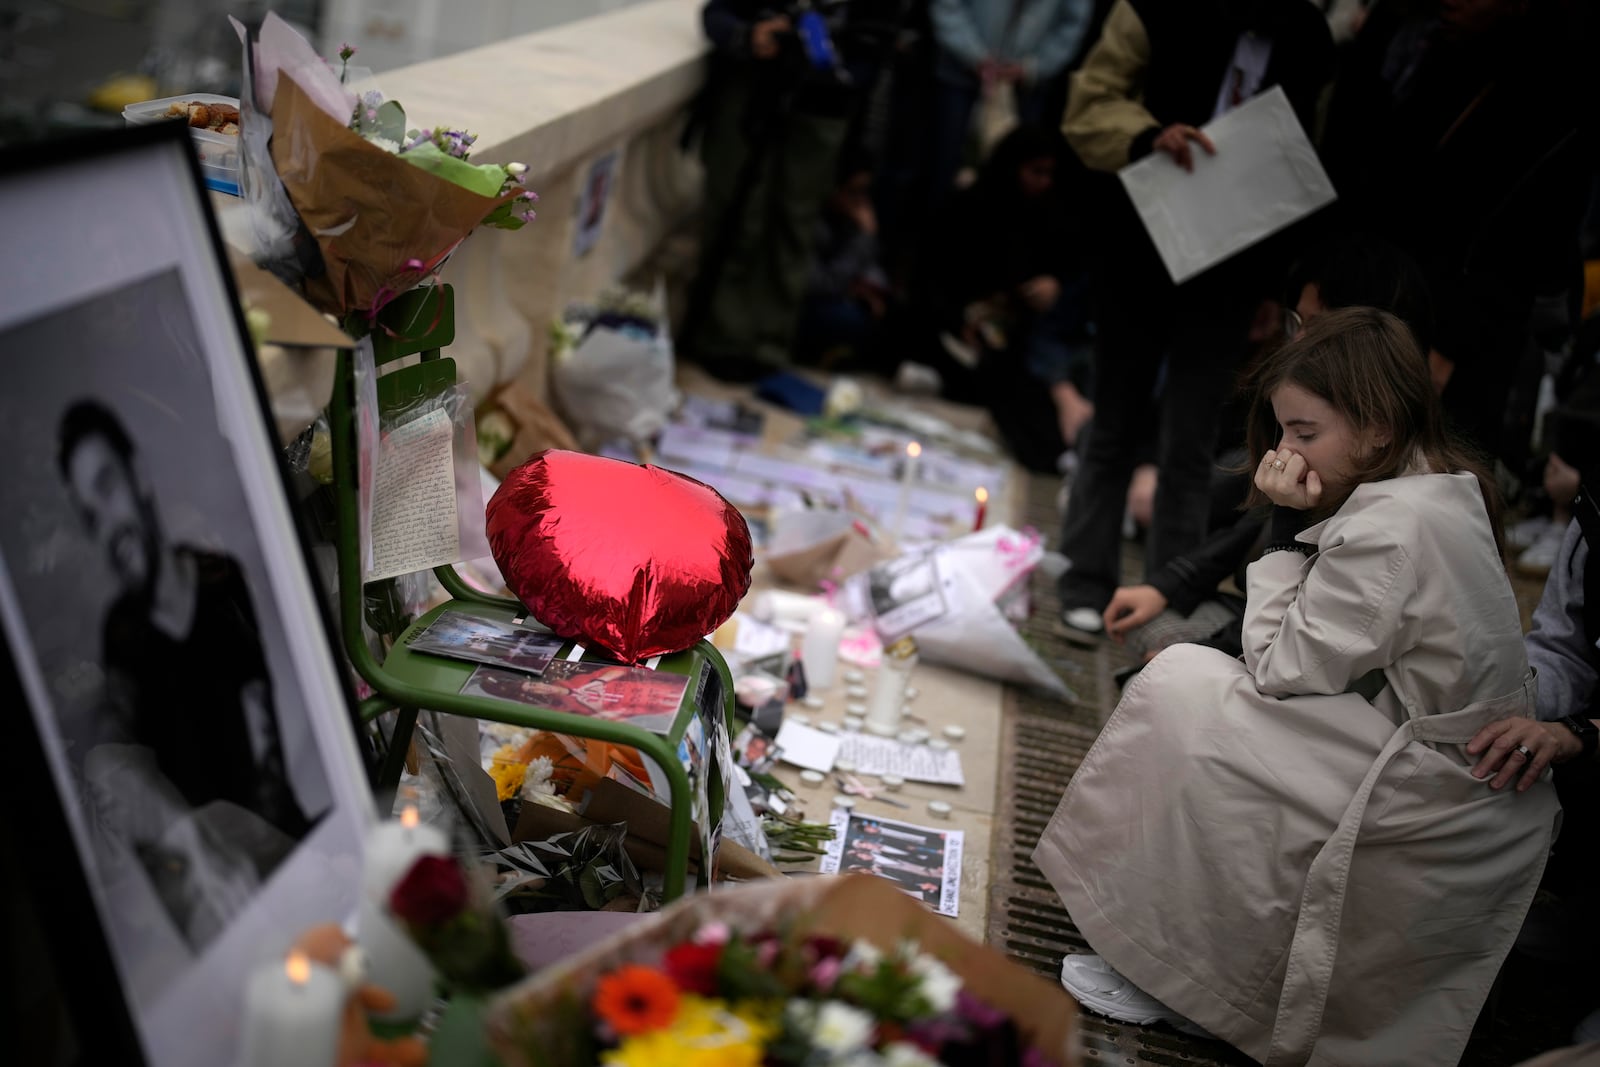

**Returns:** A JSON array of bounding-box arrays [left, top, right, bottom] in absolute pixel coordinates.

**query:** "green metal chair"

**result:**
[[329, 285, 733, 901]]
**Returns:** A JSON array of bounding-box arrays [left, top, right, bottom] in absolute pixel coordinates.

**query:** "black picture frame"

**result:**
[[0, 120, 376, 1067]]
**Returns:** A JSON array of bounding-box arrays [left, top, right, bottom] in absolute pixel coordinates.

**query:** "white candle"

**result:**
[[238, 950, 342, 1067], [801, 607, 845, 690], [363, 805, 449, 902], [360, 806, 449, 1022], [865, 638, 917, 737], [890, 441, 921, 543]]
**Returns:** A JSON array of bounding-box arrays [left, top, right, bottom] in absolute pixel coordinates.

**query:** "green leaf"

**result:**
[[401, 141, 506, 198], [375, 100, 407, 145]]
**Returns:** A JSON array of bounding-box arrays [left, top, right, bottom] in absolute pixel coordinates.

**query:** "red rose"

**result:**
[[389, 855, 469, 927], [662, 940, 723, 996]]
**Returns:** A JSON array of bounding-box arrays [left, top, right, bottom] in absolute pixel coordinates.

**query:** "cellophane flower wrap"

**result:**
[[236, 13, 536, 317], [485, 875, 1081, 1067]]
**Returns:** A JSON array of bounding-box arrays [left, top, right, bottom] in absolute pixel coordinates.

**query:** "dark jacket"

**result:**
[[1062, 0, 1335, 172], [1321, 2, 1594, 374]]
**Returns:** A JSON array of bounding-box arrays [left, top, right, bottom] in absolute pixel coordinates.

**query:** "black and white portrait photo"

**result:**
[[0, 127, 372, 1067], [0, 270, 331, 971]]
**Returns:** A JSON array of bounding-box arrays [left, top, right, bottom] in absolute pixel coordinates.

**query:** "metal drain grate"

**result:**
[[988, 468, 1582, 1065]]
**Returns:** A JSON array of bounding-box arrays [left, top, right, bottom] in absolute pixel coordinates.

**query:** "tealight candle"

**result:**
[[818, 721, 841, 735], [799, 770, 826, 788], [927, 800, 952, 819], [843, 716, 864, 732], [928, 738, 952, 752], [845, 701, 868, 716], [843, 669, 866, 684], [790, 712, 814, 726], [238, 950, 342, 1067], [835, 758, 858, 774], [834, 795, 857, 810], [943, 725, 967, 741], [845, 685, 869, 700], [803, 694, 826, 710], [881, 774, 905, 792]]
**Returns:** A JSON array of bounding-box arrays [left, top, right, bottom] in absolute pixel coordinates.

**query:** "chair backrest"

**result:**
[[366, 284, 455, 367]]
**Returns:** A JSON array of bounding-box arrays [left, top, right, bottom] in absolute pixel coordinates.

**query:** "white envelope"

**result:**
[[1119, 86, 1337, 285]]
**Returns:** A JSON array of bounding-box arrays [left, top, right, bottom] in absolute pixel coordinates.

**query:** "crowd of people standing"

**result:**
[[687, 0, 1598, 1062]]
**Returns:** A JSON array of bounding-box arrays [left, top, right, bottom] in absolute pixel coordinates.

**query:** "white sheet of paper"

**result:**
[[837, 733, 965, 786], [1119, 86, 1337, 285], [774, 720, 842, 773], [368, 408, 461, 581]]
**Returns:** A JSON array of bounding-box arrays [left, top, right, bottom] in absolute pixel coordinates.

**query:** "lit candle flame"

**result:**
[[906, 441, 922, 459], [975, 486, 989, 504], [286, 950, 312, 986], [400, 805, 420, 830]]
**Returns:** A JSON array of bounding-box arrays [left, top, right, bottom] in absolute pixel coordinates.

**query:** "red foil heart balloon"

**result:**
[[486, 451, 754, 663]]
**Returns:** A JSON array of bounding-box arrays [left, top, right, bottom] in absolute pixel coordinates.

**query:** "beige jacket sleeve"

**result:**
[[1243, 520, 1420, 698], [1062, 0, 1159, 171]]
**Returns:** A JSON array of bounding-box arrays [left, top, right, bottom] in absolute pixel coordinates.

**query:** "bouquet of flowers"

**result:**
[[487, 876, 1079, 1067], [235, 14, 537, 318]]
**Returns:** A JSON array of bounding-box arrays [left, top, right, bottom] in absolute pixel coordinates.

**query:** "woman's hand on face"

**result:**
[[1103, 584, 1168, 643], [1255, 448, 1323, 510], [1467, 717, 1583, 793]]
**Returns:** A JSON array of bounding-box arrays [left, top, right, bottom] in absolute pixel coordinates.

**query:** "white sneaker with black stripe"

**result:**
[[1059, 954, 1211, 1037]]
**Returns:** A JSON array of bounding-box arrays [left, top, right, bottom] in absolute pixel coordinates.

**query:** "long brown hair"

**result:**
[[1242, 307, 1503, 549]]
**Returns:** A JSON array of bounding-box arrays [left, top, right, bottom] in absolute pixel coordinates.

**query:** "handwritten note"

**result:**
[[837, 733, 965, 786], [367, 408, 461, 581]]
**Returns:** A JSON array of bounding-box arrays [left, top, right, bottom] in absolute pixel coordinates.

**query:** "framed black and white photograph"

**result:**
[[0, 124, 373, 1067]]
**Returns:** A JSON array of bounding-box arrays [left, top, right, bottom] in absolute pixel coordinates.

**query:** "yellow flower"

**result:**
[[487, 743, 529, 802], [599, 996, 774, 1067]]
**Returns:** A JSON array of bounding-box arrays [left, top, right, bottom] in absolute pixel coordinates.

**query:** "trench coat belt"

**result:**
[[1265, 676, 1539, 1065]]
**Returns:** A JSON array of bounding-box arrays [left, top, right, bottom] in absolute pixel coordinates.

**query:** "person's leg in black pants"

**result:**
[[1146, 293, 1252, 571], [1056, 290, 1169, 614]]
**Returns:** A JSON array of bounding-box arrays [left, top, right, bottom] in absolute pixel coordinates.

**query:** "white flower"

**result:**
[[882, 1043, 941, 1067], [843, 938, 885, 974], [908, 953, 962, 1013], [824, 377, 864, 419], [366, 135, 402, 154], [506, 162, 528, 176], [520, 755, 555, 799], [789, 999, 876, 1057]]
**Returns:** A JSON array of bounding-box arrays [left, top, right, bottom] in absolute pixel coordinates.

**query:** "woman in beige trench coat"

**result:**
[[1034, 308, 1560, 1066]]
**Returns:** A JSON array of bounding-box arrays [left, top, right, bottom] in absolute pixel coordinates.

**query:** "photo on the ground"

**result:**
[[460, 659, 689, 731], [407, 609, 562, 674], [820, 810, 964, 917]]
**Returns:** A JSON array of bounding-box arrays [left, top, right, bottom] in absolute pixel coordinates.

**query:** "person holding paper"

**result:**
[[1052, 0, 1334, 635], [1036, 309, 1553, 1064]]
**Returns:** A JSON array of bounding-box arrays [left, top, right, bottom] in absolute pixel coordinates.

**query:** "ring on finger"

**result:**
[[1272, 459, 1287, 471], [1514, 744, 1533, 760]]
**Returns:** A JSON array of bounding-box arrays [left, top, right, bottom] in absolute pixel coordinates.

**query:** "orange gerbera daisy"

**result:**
[[592, 965, 681, 1036]]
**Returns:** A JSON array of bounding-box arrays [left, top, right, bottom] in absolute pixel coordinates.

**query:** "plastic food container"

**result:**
[[123, 93, 242, 197]]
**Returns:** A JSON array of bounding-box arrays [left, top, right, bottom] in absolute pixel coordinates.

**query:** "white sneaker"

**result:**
[[1507, 515, 1554, 551], [1059, 955, 1210, 1036], [1060, 606, 1104, 635], [1517, 523, 1567, 577]]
